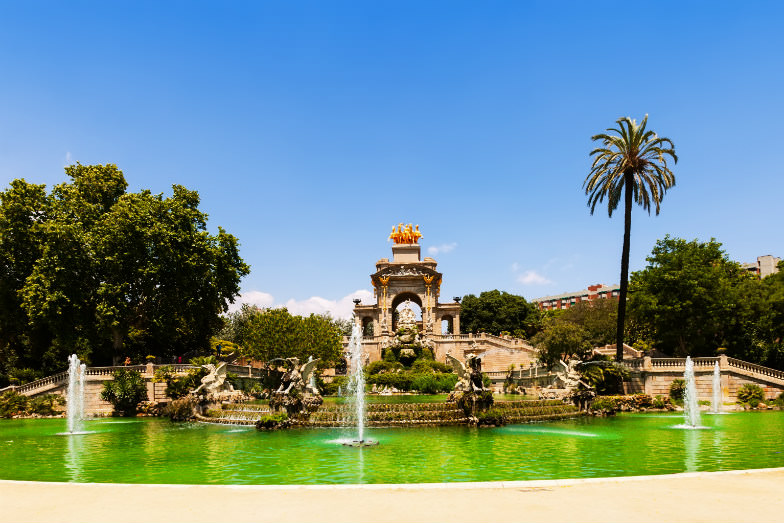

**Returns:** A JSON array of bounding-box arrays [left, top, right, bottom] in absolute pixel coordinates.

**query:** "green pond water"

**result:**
[[1, 411, 782, 485]]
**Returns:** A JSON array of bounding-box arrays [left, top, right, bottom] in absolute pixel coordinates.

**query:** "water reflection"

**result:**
[[4, 412, 784, 485], [683, 427, 699, 472], [65, 433, 84, 482]]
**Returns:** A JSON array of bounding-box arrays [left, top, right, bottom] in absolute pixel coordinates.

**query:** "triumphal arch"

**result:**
[[350, 224, 537, 370], [353, 223, 461, 341]]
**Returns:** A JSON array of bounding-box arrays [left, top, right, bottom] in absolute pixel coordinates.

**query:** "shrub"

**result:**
[[255, 412, 290, 430], [322, 376, 348, 396], [163, 397, 197, 421], [581, 362, 629, 395], [774, 392, 784, 407], [737, 383, 765, 406], [419, 347, 435, 360], [28, 394, 64, 416], [189, 356, 217, 366], [476, 408, 506, 426], [669, 379, 685, 401], [101, 369, 148, 415], [629, 393, 653, 409], [591, 396, 619, 413], [652, 395, 671, 409], [0, 390, 28, 418], [436, 373, 458, 391], [164, 368, 207, 399], [366, 361, 402, 375]]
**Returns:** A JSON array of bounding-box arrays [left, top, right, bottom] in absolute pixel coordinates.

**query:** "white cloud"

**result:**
[[64, 152, 73, 166], [227, 289, 373, 319], [511, 262, 520, 272], [227, 290, 274, 312], [517, 270, 553, 285], [427, 242, 457, 255]]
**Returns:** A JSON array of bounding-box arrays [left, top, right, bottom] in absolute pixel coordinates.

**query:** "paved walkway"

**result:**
[[2, 468, 783, 523]]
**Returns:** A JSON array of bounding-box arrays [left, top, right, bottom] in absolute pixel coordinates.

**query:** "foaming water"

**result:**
[[65, 354, 86, 434], [712, 361, 723, 414], [679, 356, 706, 429]]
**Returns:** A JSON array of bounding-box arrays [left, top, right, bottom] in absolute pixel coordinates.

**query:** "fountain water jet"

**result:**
[[682, 356, 702, 428], [344, 318, 377, 446], [66, 354, 86, 434], [711, 361, 722, 414]]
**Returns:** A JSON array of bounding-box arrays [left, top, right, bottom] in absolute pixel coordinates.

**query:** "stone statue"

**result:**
[[194, 362, 234, 395], [446, 354, 492, 421], [557, 359, 593, 391], [447, 354, 485, 393], [270, 357, 323, 416], [539, 358, 596, 409]]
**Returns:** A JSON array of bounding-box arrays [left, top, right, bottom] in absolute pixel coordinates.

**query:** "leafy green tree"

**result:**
[[627, 236, 756, 358], [531, 320, 592, 369], [460, 290, 540, 337], [584, 115, 677, 361], [0, 164, 249, 375], [232, 307, 343, 367], [747, 261, 784, 368], [557, 299, 618, 347], [0, 179, 50, 377]]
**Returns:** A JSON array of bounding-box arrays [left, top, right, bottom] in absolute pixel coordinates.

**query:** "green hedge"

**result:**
[[366, 372, 457, 393]]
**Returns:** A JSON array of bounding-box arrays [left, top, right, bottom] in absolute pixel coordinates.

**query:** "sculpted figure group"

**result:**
[[388, 223, 422, 244], [269, 357, 323, 416], [446, 354, 493, 420]]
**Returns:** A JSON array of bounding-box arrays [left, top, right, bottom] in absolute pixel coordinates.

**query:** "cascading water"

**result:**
[[66, 354, 86, 433], [344, 318, 377, 446], [711, 361, 722, 414], [682, 356, 701, 428]]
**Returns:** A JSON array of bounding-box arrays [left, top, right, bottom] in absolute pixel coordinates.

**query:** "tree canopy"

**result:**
[[531, 320, 592, 369], [0, 164, 248, 380], [552, 298, 618, 347], [627, 236, 771, 361], [221, 305, 344, 367], [459, 290, 540, 337]]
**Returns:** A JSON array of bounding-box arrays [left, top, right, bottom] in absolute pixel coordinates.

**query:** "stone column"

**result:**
[[145, 363, 156, 401], [643, 356, 653, 395]]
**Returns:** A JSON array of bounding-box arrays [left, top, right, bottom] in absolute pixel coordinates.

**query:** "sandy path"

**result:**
[[1, 468, 783, 523]]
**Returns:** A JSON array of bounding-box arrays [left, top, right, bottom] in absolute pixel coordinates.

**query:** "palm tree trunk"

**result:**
[[616, 173, 633, 362]]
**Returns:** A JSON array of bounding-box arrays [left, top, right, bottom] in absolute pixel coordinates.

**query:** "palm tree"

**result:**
[[584, 115, 677, 362]]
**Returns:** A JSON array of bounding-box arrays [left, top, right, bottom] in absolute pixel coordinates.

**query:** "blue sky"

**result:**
[[1, 1, 782, 318]]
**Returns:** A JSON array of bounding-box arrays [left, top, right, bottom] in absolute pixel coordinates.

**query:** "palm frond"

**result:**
[[585, 115, 677, 217]]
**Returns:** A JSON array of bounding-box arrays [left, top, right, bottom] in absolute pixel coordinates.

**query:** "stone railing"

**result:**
[[6, 363, 202, 397], [3, 371, 69, 395], [727, 357, 784, 381]]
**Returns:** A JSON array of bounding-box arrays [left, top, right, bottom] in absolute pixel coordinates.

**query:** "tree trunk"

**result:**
[[616, 173, 633, 362]]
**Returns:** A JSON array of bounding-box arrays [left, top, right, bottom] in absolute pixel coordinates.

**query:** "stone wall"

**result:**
[[346, 333, 537, 372]]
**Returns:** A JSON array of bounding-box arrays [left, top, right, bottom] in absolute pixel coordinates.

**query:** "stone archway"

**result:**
[[441, 315, 454, 334], [390, 292, 423, 331], [361, 316, 374, 336]]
